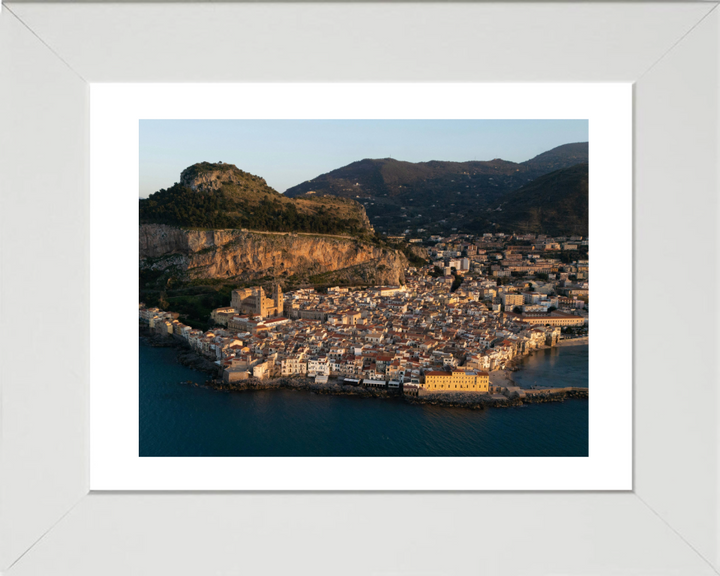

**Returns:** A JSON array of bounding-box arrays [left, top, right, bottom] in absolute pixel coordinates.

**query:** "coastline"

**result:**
[[495, 339, 589, 385], [141, 326, 587, 410], [198, 375, 587, 410], [140, 326, 220, 374], [556, 337, 589, 347]]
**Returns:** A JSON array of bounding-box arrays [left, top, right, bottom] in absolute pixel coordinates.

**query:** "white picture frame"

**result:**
[[1, 2, 718, 575], [90, 83, 630, 491]]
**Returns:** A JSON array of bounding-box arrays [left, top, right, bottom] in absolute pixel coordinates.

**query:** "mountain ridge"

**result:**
[[284, 142, 587, 198], [282, 143, 588, 235], [139, 142, 588, 239]]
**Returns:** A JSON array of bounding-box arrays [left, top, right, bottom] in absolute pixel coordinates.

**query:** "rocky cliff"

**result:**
[[140, 224, 239, 259], [140, 224, 407, 286], [179, 162, 270, 193]]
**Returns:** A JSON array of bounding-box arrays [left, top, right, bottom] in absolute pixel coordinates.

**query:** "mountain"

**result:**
[[282, 143, 588, 235], [283, 157, 530, 200], [520, 142, 589, 174], [139, 163, 413, 324], [139, 162, 374, 237], [466, 163, 588, 236]]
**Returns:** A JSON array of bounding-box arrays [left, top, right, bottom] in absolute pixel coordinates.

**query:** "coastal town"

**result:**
[[140, 231, 588, 403]]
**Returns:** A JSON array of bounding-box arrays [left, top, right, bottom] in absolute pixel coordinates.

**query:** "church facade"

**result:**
[[230, 284, 284, 318]]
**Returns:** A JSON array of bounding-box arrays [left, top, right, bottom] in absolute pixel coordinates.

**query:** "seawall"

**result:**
[[556, 337, 589, 347]]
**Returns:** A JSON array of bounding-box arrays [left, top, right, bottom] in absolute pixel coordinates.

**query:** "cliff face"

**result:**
[[140, 224, 407, 285], [140, 224, 238, 258]]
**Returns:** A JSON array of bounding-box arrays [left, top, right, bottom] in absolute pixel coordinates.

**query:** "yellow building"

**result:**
[[519, 313, 585, 327], [423, 370, 490, 392]]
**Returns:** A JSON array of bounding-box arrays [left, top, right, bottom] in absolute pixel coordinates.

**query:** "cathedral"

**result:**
[[230, 284, 284, 318]]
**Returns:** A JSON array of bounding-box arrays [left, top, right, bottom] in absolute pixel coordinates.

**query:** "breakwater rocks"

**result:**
[[176, 350, 219, 374], [524, 388, 588, 403], [205, 377, 400, 400], [200, 377, 587, 410], [407, 393, 507, 410], [556, 337, 589, 347], [408, 388, 587, 409], [140, 330, 178, 348]]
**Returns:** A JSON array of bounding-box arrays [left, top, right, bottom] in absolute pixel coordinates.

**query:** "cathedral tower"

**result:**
[[254, 287, 264, 316], [273, 283, 283, 313]]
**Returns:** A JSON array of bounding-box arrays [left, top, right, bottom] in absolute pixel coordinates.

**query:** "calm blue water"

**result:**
[[140, 341, 588, 457], [512, 345, 589, 390]]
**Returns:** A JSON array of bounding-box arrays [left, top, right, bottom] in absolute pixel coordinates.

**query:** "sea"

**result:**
[[140, 341, 588, 457]]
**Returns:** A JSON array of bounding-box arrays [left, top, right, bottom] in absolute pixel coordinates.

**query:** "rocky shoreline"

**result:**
[[140, 327, 221, 374], [198, 376, 587, 410], [141, 327, 588, 410]]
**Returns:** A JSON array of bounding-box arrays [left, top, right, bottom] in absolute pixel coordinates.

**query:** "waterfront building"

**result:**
[[423, 369, 489, 392], [280, 355, 307, 376], [307, 357, 330, 376], [363, 379, 387, 389], [223, 369, 249, 383], [252, 359, 274, 380], [518, 312, 585, 327]]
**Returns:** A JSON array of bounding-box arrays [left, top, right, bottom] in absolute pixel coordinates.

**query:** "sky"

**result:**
[[139, 119, 588, 198]]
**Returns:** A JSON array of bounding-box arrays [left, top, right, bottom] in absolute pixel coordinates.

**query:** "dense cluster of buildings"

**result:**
[[140, 232, 588, 396]]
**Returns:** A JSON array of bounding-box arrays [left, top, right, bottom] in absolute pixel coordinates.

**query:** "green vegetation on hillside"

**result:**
[[141, 281, 235, 331], [139, 184, 367, 235], [140, 161, 374, 237], [466, 163, 589, 237]]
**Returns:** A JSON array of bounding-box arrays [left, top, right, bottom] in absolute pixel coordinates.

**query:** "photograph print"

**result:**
[[138, 119, 589, 458]]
